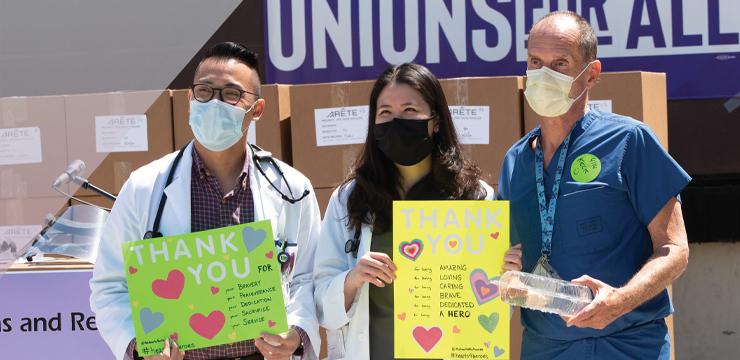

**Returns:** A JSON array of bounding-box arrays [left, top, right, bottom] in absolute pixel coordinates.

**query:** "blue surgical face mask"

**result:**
[[189, 99, 255, 152]]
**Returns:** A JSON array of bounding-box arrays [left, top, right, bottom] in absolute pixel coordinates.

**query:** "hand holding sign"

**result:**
[[345, 252, 398, 289]]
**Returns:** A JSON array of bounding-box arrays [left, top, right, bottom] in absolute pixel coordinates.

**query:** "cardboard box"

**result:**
[[65, 90, 174, 197], [0, 196, 69, 228], [290, 78, 522, 189], [439, 76, 524, 186], [0, 96, 69, 199], [290, 81, 374, 189], [314, 187, 335, 219], [172, 84, 293, 165], [523, 71, 669, 150]]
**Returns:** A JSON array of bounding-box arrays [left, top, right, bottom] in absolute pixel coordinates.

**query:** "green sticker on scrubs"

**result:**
[[571, 154, 601, 183]]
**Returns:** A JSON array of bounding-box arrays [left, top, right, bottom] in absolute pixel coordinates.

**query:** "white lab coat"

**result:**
[[313, 181, 495, 360], [90, 142, 321, 360]]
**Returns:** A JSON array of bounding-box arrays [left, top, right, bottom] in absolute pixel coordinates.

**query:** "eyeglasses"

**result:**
[[189, 84, 259, 106]]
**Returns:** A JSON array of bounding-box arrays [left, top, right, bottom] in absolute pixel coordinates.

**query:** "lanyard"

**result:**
[[534, 125, 575, 257]]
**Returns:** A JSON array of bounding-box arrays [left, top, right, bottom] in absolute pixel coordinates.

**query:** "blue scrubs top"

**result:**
[[498, 110, 691, 342]]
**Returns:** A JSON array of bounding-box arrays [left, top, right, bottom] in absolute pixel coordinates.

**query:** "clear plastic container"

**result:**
[[494, 271, 594, 316]]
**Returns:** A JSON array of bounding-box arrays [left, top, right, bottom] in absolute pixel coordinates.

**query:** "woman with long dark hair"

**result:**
[[313, 63, 495, 360]]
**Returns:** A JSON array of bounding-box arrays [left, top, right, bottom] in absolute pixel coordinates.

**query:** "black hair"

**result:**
[[195, 42, 261, 94], [342, 63, 487, 234]]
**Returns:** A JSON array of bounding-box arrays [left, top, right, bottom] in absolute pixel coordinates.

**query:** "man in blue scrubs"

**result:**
[[498, 11, 690, 359]]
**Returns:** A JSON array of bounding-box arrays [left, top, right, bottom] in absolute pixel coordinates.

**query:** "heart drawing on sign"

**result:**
[[211, 286, 219, 295], [484, 341, 490, 348], [189, 311, 225, 340], [411, 325, 443, 354], [469, 269, 500, 306], [399, 239, 424, 261], [242, 226, 267, 253], [129, 266, 138, 274], [268, 320, 276, 327], [490, 232, 499, 239], [478, 312, 500, 334], [140, 307, 164, 334], [453, 325, 460, 333], [397, 313, 406, 321], [494, 346, 505, 358], [152, 269, 185, 300]]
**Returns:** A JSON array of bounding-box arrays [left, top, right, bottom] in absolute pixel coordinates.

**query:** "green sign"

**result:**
[[570, 154, 601, 183], [121, 220, 288, 356]]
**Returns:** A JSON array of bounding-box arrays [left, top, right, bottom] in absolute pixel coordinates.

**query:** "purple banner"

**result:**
[[0, 271, 115, 359], [264, 0, 740, 100]]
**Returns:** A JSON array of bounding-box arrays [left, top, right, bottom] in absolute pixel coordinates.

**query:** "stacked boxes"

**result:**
[[0, 96, 70, 231]]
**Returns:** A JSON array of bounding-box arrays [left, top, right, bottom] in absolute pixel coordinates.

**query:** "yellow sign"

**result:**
[[393, 201, 510, 359]]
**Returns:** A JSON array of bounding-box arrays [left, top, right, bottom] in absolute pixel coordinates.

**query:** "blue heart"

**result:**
[[140, 307, 164, 334], [494, 346, 505, 358], [242, 226, 267, 253]]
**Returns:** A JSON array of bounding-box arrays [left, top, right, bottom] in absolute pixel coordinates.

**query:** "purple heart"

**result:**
[[475, 280, 498, 300], [469, 269, 500, 306]]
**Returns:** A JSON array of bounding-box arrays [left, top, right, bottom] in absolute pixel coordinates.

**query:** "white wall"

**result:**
[[674, 242, 740, 359], [0, 0, 241, 97]]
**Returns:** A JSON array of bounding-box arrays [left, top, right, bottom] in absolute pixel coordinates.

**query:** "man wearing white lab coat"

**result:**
[[90, 43, 320, 360]]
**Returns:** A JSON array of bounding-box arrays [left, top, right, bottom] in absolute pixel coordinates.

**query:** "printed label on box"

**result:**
[[95, 115, 149, 153], [314, 106, 369, 147], [0, 127, 43, 165], [0, 225, 43, 262], [449, 106, 490, 145], [588, 100, 612, 113]]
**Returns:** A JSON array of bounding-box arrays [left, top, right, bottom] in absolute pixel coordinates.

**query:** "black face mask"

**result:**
[[374, 115, 435, 166]]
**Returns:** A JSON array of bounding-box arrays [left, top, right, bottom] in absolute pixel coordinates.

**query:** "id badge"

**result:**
[[532, 255, 562, 280]]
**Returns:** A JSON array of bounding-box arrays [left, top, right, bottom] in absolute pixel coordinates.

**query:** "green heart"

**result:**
[[478, 312, 499, 334]]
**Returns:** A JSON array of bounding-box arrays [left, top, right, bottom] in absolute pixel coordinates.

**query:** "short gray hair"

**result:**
[[533, 11, 597, 65]]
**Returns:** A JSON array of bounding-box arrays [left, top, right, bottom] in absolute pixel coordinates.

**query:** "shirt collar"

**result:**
[[191, 147, 250, 181]]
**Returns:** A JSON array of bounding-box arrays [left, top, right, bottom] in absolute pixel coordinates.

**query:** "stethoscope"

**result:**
[[143, 142, 309, 266]]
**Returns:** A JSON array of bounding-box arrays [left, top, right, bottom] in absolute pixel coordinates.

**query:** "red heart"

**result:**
[[453, 325, 461, 334], [397, 312, 406, 321], [152, 270, 185, 300], [449, 240, 457, 248], [189, 311, 225, 340], [265, 251, 274, 259], [129, 266, 137, 274], [411, 326, 443, 354], [211, 286, 219, 295], [268, 320, 276, 327], [491, 232, 500, 239], [171, 332, 178, 339]]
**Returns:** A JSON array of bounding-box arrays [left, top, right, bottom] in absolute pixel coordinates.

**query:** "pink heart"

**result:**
[[171, 332, 178, 339], [397, 312, 406, 321], [399, 239, 424, 261], [152, 270, 185, 300], [189, 311, 225, 340], [129, 266, 137, 274], [411, 325, 443, 354], [268, 320, 276, 327], [265, 251, 274, 259], [211, 286, 219, 295], [491, 232, 499, 239], [453, 325, 460, 333], [469, 269, 500, 306]]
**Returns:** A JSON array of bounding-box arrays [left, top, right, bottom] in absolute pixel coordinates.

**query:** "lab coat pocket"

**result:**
[[325, 326, 348, 360], [556, 186, 621, 256]]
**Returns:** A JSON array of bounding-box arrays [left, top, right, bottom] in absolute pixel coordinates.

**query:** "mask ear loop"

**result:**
[[569, 61, 596, 102]]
